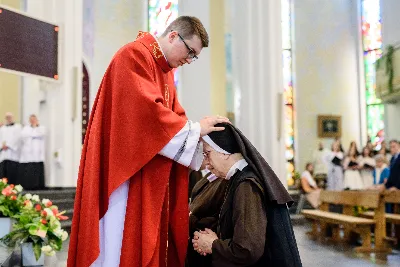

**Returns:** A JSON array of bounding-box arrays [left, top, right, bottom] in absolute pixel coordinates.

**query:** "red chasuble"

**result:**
[[67, 32, 190, 267]]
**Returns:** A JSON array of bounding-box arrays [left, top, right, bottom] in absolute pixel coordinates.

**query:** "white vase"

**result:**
[[0, 217, 13, 239], [21, 243, 44, 266]]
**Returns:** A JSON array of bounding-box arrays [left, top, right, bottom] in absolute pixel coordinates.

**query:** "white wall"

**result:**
[[22, 0, 83, 187], [178, 0, 212, 122], [91, 0, 146, 108], [381, 0, 400, 141], [293, 0, 362, 171]]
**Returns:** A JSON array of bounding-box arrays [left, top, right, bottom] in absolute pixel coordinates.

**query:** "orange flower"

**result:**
[[1, 178, 7, 184], [35, 204, 42, 211], [10, 195, 17, 201], [41, 219, 47, 225], [41, 210, 47, 217], [9, 184, 14, 189], [2, 186, 13, 196]]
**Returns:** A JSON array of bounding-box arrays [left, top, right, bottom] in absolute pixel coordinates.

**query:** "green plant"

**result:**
[[0, 191, 69, 260], [376, 45, 395, 93]]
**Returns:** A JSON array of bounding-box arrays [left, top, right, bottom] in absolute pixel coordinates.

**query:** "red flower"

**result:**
[[35, 204, 42, 211], [41, 219, 47, 225], [9, 184, 14, 189], [41, 211, 47, 217], [10, 195, 17, 201], [58, 215, 69, 221], [52, 207, 58, 215], [45, 201, 53, 207]]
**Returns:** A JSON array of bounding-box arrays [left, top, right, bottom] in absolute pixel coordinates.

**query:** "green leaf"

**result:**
[[49, 236, 62, 251], [33, 242, 42, 261]]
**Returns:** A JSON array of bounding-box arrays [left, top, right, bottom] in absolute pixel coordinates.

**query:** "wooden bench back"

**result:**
[[383, 191, 400, 204], [320, 190, 380, 209]]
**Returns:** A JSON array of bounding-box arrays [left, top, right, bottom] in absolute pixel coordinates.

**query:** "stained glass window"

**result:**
[[148, 1, 178, 37], [361, 0, 384, 145], [281, 0, 295, 185], [148, 1, 179, 86]]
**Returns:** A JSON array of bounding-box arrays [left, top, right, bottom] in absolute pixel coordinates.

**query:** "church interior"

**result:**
[[0, 0, 400, 266]]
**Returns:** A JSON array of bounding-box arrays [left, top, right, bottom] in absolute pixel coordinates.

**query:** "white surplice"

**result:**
[[0, 123, 22, 163]]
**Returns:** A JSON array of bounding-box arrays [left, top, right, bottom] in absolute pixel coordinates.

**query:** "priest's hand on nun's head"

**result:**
[[199, 115, 230, 137]]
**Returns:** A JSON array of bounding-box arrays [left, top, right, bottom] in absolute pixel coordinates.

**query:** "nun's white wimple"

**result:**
[[202, 135, 231, 154]]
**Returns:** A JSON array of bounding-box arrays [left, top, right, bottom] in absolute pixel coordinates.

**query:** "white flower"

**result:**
[[61, 231, 68, 241], [43, 208, 55, 220], [24, 193, 32, 200], [41, 245, 56, 256], [41, 245, 52, 253], [32, 194, 40, 202], [14, 185, 23, 192], [54, 228, 63, 238], [44, 250, 56, 256], [12, 190, 17, 194], [42, 198, 51, 206]]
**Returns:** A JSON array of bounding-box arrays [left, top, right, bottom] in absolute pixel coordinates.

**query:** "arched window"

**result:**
[[361, 0, 384, 146], [282, 0, 296, 185]]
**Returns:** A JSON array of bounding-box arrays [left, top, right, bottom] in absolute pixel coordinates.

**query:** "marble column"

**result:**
[[230, 0, 287, 185]]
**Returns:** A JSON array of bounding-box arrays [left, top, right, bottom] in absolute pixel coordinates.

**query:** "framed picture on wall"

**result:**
[[318, 115, 342, 138]]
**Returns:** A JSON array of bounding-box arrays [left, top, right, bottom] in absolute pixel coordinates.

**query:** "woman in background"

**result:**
[[326, 140, 344, 190]]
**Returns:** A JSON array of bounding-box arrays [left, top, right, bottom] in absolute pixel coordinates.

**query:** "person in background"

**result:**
[[312, 141, 329, 187], [300, 163, 320, 208], [343, 143, 363, 190], [359, 146, 376, 188], [18, 114, 46, 190], [373, 154, 390, 185], [0, 112, 22, 184], [326, 140, 344, 191]]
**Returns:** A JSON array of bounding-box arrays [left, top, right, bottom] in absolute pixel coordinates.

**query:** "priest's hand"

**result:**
[[200, 116, 230, 137], [2, 144, 8, 151], [192, 228, 218, 255]]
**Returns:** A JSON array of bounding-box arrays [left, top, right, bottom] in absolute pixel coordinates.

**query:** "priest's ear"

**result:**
[[168, 30, 179, 43]]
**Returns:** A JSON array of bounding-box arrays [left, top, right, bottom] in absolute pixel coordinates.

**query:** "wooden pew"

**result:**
[[302, 190, 391, 253], [361, 190, 400, 244]]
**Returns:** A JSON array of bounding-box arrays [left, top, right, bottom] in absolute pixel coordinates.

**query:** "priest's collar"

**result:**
[[226, 159, 248, 180], [135, 31, 172, 73]]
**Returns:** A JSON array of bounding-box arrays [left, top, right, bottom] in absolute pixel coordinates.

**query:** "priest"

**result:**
[[192, 123, 302, 267], [67, 16, 229, 267], [18, 114, 46, 190], [0, 112, 22, 185]]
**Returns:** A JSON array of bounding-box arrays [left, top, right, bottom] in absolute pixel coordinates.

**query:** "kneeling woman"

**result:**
[[192, 123, 302, 267]]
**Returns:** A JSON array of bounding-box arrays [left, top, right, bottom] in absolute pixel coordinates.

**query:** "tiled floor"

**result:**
[[295, 223, 400, 267], [34, 222, 400, 267]]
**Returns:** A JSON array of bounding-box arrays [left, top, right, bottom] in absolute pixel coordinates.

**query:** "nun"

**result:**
[[191, 123, 302, 267]]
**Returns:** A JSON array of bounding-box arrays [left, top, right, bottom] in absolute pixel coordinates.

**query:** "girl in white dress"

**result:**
[[343, 143, 363, 190], [359, 146, 376, 188]]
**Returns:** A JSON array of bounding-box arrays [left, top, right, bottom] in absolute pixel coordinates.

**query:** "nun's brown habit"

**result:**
[[206, 123, 302, 267]]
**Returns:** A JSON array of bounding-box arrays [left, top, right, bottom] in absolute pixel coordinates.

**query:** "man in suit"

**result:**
[[385, 140, 400, 190]]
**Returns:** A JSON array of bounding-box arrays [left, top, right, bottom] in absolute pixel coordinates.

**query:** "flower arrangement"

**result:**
[[0, 178, 24, 217], [0, 177, 69, 261]]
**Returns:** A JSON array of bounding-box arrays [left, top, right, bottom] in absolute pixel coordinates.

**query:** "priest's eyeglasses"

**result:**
[[177, 33, 198, 61]]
